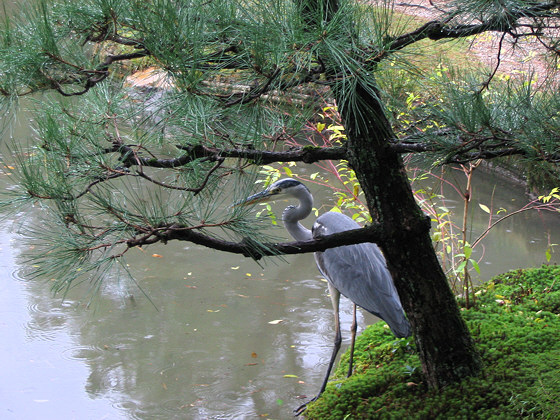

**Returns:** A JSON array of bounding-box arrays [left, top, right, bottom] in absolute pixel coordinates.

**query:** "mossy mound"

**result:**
[[304, 265, 560, 419]]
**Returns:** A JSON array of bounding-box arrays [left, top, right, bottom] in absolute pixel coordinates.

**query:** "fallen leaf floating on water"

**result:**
[[283, 374, 298, 378], [151, 254, 163, 258], [251, 352, 258, 358], [268, 319, 284, 325], [479, 203, 491, 214]]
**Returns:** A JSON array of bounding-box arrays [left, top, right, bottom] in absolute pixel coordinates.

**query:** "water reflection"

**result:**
[[1, 114, 559, 419], [417, 166, 560, 280], [2, 179, 559, 419], [0, 228, 119, 419], [2, 216, 368, 418]]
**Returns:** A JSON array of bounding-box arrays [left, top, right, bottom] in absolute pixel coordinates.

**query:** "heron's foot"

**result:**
[[294, 395, 318, 417]]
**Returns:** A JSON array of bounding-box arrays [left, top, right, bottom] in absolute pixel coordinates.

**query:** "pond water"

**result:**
[[1, 106, 559, 420], [1, 4, 559, 415]]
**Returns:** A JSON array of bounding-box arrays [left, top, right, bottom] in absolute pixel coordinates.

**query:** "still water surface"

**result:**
[[1, 211, 359, 419], [1, 127, 559, 419]]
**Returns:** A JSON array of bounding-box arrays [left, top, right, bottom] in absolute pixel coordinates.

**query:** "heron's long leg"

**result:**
[[294, 284, 341, 416], [317, 284, 342, 395], [347, 303, 357, 378]]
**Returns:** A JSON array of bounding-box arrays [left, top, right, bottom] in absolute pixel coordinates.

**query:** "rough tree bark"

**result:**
[[337, 81, 482, 388], [297, 0, 483, 389]]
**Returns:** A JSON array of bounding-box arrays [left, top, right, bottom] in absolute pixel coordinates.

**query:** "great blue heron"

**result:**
[[237, 178, 411, 414]]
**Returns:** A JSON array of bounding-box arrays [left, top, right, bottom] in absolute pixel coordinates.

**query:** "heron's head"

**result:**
[[235, 178, 308, 206]]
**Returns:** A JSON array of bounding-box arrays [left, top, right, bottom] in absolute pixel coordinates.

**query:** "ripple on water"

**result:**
[[11, 266, 26, 282], [61, 329, 141, 361], [187, 384, 263, 420], [61, 343, 109, 363], [14, 268, 74, 341], [159, 398, 203, 419], [113, 398, 202, 420], [105, 331, 141, 350], [112, 399, 142, 419], [298, 277, 327, 290], [24, 298, 71, 342]]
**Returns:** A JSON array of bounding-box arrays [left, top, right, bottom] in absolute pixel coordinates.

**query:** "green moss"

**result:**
[[305, 265, 560, 419], [302, 145, 322, 151]]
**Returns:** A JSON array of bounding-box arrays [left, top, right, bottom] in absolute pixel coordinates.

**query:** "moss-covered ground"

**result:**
[[304, 265, 560, 419]]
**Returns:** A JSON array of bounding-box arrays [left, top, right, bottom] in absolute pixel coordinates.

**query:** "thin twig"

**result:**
[[135, 157, 224, 194], [478, 32, 507, 93]]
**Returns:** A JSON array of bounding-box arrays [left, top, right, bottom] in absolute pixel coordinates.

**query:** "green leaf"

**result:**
[[470, 259, 480, 274], [455, 260, 467, 273], [464, 244, 472, 259]]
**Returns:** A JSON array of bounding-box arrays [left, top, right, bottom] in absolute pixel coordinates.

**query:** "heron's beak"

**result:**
[[234, 189, 276, 207]]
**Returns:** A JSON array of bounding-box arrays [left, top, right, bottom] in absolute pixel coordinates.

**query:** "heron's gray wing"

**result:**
[[313, 212, 410, 338], [315, 243, 410, 337]]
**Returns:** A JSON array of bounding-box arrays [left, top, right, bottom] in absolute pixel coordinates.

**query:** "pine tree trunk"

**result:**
[[299, 0, 482, 389], [337, 82, 482, 389]]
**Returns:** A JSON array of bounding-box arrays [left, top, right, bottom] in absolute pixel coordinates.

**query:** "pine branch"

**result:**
[[111, 138, 557, 170], [386, 1, 560, 55], [114, 143, 348, 167], [224, 68, 282, 106], [50, 50, 150, 97], [135, 157, 225, 194], [223, 62, 326, 106], [446, 147, 560, 164], [393, 140, 560, 164], [125, 222, 387, 260]]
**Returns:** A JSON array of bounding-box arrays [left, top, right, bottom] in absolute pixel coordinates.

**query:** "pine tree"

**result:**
[[2, 0, 559, 391]]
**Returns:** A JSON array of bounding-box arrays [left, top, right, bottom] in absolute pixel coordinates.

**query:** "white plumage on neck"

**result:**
[[281, 184, 313, 242]]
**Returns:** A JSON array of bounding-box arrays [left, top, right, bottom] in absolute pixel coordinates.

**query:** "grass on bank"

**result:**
[[304, 265, 560, 419]]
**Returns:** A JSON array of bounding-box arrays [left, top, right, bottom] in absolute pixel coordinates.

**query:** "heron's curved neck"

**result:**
[[282, 189, 313, 241]]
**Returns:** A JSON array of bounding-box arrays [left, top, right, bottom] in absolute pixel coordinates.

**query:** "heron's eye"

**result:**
[[271, 187, 281, 194]]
